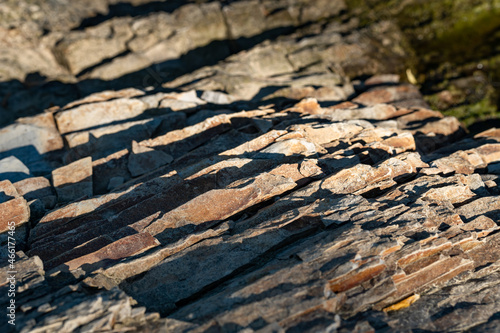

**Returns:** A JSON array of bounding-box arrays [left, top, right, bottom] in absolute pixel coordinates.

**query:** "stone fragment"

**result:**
[[64, 117, 163, 160], [422, 185, 475, 204], [383, 294, 420, 313], [222, 1, 268, 39], [475, 127, 500, 140], [0, 112, 64, 155], [461, 216, 498, 238], [289, 98, 323, 114], [128, 141, 173, 177], [256, 139, 317, 158], [266, 85, 348, 102], [62, 88, 145, 110], [321, 154, 421, 195], [422, 154, 476, 175], [87, 53, 152, 81], [55, 98, 149, 134], [220, 129, 287, 157], [0, 113, 64, 175], [456, 196, 500, 221], [391, 256, 474, 302], [325, 103, 409, 121], [423, 144, 500, 177], [52, 157, 93, 203], [144, 171, 298, 243], [327, 260, 386, 293], [159, 98, 199, 113], [292, 122, 364, 145], [0, 180, 19, 203], [364, 74, 400, 86], [414, 116, 463, 137], [200, 90, 234, 104], [138, 113, 232, 158], [54, 32, 130, 75], [14, 176, 56, 209], [353, 85, 424, 106], [161, 90, 206, 106], [0, 196, 29, 233], [474, 143, 500, 164], [0, 156, 30, 182], [62, 233, 160, 271]]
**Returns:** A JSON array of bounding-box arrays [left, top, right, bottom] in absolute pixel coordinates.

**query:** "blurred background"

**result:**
[[0, 0, 499, 133]]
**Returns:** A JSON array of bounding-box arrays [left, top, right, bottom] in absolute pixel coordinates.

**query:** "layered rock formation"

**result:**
[[1, 1, 500, 332]]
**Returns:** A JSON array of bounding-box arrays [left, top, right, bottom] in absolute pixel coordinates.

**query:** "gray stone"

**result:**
[[0, 156, 30, 182], [127, 140, 173, 177]]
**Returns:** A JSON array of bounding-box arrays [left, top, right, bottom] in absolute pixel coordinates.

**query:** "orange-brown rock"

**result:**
[[55, 98, 149, 134], [0, 197, 30, 233], [1, 2, 499, 332], [61, 232, 160, 271], [52, 157, 93, 203]]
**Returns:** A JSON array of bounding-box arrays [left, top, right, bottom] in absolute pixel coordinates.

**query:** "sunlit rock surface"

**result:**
[[1, 1, 500, 332]]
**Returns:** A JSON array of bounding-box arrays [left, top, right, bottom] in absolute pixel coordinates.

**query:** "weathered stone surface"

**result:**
[[64, 117, 165, 160], [0, 156, 31, 182], [54, 28, 131, 76], [128, 140, 173, 177], [353, 85, 425, 107], [0, 196, 29, 233], [0, 113, 64, 175], [55, 98, 149, 134], [324, 103, 411, 122], [14, 176, 56, 209], [0, 113, 64, 154], [1, 1, 500, 332], [144, 171, 298, 243], [62, 88, 145, 110], [62, 232, 160, 271], [52, 157, 93, 203], [92, 149, 132, 195], [0, 250, 165, 333], [139, 113, 232, 158], [0, 180, 19, 203]]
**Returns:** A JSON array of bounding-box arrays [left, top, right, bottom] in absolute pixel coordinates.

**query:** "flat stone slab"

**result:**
[[0, 156, 30, 182], [52, 157, 93, 203]]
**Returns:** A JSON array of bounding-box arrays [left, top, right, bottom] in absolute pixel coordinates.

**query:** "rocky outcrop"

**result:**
[[347, 0, 500, 129], [1, 1, 499, 332]]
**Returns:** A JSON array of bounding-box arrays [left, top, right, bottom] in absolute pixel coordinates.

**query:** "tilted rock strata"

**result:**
[[1, 77, 499, 331], [0, 1, 499, 332]]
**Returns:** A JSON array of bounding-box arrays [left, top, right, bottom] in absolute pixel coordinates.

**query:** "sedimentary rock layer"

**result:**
[[0, 1, 499, 332]]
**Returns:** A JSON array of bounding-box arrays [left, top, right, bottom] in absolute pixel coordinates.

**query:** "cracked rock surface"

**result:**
[[1, 1, 499, 332]]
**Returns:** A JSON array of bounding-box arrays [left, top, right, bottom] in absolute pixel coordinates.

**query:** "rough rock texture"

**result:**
[[0, 1, 499, 332]]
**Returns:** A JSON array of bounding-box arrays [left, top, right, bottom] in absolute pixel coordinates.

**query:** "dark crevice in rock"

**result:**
[[169, 227, 321, 316]]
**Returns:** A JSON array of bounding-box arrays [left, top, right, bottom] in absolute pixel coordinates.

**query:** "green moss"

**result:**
[[440, 98, 499, 127], [416, 2, 500, 67], [345, 0, 500, 68], [346, 0, 500, 127]]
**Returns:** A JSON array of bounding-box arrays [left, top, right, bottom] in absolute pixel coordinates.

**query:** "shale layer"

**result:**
[[1, 1, 500, 332]]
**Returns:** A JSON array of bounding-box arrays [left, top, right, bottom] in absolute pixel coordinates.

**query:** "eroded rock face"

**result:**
[[0, 1, 499, 333]]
